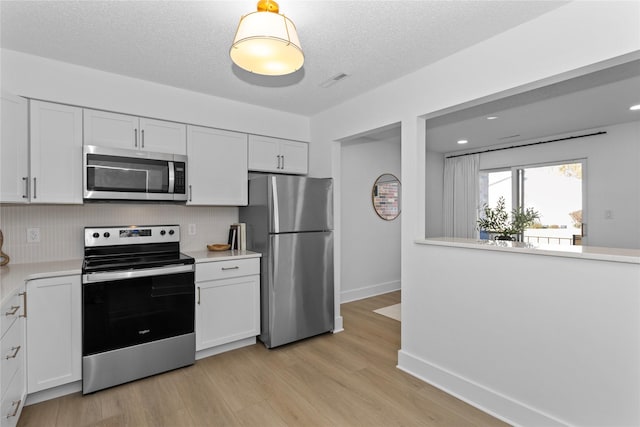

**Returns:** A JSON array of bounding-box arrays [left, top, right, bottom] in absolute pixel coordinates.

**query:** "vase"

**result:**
[[494, 235, 514, 241]]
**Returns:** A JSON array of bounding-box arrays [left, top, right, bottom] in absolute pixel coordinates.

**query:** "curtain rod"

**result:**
[[445, 131, 607, 159]]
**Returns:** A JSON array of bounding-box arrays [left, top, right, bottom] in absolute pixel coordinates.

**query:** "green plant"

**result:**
[[477, 196, 540, 239]]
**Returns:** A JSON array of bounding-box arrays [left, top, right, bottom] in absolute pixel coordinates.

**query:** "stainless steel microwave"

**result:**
[[83, 145, 187, 201]]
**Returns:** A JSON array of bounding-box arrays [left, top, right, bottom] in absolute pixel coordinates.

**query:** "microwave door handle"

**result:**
[[168, 161, 175, 193]]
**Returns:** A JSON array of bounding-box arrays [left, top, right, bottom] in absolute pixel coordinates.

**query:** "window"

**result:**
[[479, 161, 585, 245]]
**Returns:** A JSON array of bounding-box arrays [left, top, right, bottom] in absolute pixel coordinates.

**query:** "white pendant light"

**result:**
[[230, 0, 304, 76]]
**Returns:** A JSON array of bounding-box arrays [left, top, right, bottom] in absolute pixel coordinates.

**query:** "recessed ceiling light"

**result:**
[[487, 116, 498, 120], [457, 140, 468, 145], [630, 104, 640, 111]]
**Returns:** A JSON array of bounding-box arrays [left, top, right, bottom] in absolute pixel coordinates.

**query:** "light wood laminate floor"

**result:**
[[19, 291, 508, 426]]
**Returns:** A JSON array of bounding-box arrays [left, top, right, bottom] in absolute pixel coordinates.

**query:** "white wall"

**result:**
[[400, 243, 640, 427], [1, 49, 310, 141], [340, 138, 401, 303], [310, 1, 640, 425], [425, 150, 444, 238]]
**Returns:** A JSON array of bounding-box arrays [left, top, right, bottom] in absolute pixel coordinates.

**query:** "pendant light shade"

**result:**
[[230, 0, 304, 76]]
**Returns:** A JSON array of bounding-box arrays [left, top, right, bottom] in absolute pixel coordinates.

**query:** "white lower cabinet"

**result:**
[[0, 286, 26, 427], [26, 276, 81, 394], [195, 258, 260, 352]]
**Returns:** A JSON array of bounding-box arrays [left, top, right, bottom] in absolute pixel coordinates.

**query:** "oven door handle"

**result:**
[[83, 264, 194, 283]]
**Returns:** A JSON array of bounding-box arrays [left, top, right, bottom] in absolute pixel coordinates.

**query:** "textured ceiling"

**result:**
[[0, 0, 567, 116]]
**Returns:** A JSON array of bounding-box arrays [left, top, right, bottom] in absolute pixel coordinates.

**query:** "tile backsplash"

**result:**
[[0, 203, 238, 264]]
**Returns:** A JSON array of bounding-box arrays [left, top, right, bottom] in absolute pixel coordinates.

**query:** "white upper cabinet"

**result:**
[[187, 126, 248, 206], [2, 96, 83, 204], [83, 109, 137, 150], [139, 118, 187, 154], [0, 92, 29, 203], [278, 139, 309, 175], [29, 100, 84, 204], [84, 109, 186, 155], [248, 135, 308, 175]]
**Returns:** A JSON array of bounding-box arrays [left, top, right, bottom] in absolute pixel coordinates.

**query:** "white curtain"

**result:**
[[443, 154, 479, 238]]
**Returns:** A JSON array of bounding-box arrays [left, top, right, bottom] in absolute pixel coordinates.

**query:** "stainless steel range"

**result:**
[[81, 225, 195, 394]]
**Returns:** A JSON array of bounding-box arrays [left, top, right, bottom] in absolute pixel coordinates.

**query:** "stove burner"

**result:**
[[82, 225, 193, 274]]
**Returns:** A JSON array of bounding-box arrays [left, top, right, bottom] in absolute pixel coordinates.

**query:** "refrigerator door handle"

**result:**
[[271, 175, 280, 233]]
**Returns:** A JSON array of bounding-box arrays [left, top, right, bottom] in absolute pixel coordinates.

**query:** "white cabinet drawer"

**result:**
[[195, 258, 259, 282], [1, 363, 24, 427], [1, 291, 23, 340], [1, 317, 24, 400]]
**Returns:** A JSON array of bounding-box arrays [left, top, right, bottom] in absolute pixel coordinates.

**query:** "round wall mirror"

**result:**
[[372, 173, 401, 220]]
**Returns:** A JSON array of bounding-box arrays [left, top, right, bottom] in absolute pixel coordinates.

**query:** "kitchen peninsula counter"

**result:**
[[401, 237, 640, 427], [415, 237, 640, 264]]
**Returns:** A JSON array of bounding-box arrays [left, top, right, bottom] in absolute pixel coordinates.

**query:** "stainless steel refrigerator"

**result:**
[[239, 175, 334, 348]]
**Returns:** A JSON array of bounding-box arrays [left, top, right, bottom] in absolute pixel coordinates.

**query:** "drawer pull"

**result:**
[[19, 292, 27, 318], [4, 306, 19, 316], [5, 345, 21, 360], [6, 399, 21, 418], [221, 266, 240, 271]]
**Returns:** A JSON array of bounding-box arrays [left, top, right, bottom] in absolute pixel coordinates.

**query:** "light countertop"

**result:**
[[185, 250, 261, 263], [415, 237, 640, 264], [0, 259, 83, 305], [0, 250, 262, 305]]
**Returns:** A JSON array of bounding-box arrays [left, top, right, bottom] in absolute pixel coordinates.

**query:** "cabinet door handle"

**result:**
[[221, 266, 240, 271], [32, 177, 37, 199], [22, 177, 29, 199], [134, 128, 138, 148], [4, 306, 19, 316], [189, 185, 193, 202], [197, 286, 201, 305], [6, 399, 21, 418], [276, 155, 281, 169], [19, 291, 27, 318], [281, 155, 285, 170], [5, 345, 20, 360], [141, 129, 145, 148]]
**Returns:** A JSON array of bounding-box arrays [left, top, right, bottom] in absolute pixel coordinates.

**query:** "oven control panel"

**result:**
[[85, 225, 180, 247]]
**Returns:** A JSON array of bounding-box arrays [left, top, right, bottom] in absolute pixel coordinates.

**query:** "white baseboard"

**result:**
[[196, 336, 257, 360], [332, 315, 344, 333], [340, 280, 400, 303], [397, 350, 569, 427]]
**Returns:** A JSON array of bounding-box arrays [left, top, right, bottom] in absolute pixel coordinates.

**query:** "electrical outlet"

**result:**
[[27, 227, 40, 243], [188, 224, 196, 235]]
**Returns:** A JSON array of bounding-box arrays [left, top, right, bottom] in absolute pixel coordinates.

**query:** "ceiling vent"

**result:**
[[319, 73, 349, 88], [499, 134, 521, 140]]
